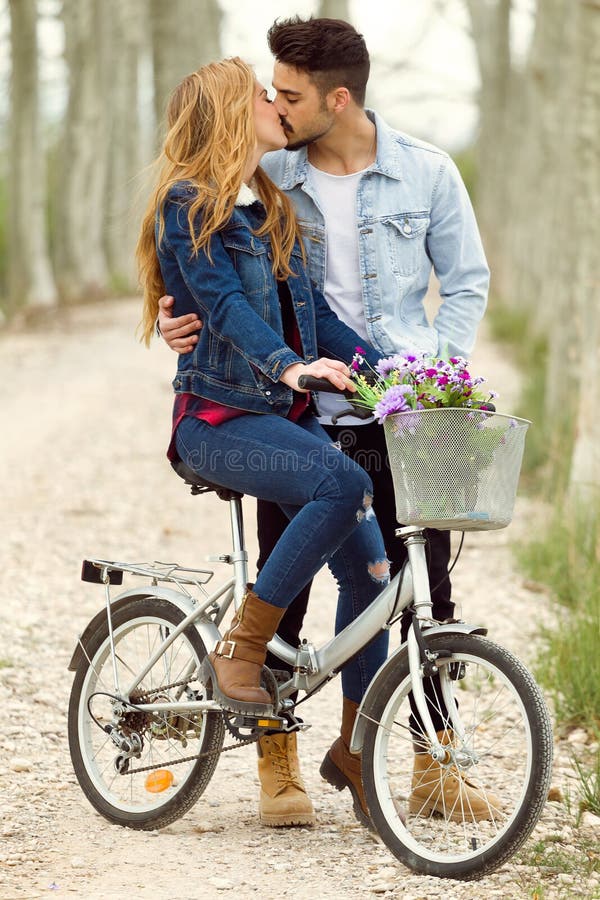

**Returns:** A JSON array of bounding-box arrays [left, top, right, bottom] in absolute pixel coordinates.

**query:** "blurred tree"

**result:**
[[151, 0, 222, 134], [317, 0, 351, 17], [8, 0, 57, 312], [56, 0, 109, 301], [564, 0, 600, 502], [104, 0, 144, 292], [466, 0, 600, 497]]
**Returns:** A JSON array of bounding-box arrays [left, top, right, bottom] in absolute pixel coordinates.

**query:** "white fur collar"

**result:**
[[235, 182, 261, 206]]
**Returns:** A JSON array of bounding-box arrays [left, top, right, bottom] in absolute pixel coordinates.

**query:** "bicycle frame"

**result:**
[[77, 493, 482, 762]]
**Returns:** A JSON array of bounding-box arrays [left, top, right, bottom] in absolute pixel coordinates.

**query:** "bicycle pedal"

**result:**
[[233, 714, 288, 731], [256, 715, 288, 730]]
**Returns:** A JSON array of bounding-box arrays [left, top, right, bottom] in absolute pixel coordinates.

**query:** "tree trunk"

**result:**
[[55, 0, 110, 302], [104, 0, 144, 292], [150, 0, 222, 133], [566, 0, 600, 502], [317, 0, 351, 17], [7, 0, 57, 312]]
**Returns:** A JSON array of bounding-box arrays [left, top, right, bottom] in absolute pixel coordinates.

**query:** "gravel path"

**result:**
[[1, 298, 598, 899]]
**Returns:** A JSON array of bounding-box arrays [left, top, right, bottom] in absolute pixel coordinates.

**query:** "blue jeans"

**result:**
[[175, 412, 390, 702]]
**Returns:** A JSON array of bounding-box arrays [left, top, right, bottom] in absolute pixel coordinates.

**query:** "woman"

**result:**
[[137, 58, 389, 827]]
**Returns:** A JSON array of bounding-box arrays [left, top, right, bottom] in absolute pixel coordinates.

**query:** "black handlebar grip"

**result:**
[[297, 375, 346, 394]]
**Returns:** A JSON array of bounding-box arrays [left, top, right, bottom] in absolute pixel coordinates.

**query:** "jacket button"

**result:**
[[403, 222, 412, 235], [265, 390, 271, 396]]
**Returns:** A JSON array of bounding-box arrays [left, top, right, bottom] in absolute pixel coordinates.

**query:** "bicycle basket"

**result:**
[[383, 408, 530, 531]]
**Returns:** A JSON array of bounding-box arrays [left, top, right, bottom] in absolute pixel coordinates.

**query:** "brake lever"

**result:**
[[331, 404, 374, 425]]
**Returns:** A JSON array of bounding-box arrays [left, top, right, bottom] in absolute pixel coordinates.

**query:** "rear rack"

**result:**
[[81, 558, 215, 591]]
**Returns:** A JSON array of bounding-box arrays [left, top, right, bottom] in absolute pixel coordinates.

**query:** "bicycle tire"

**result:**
[[68, 596, 225, 830], [361, 632, 552, 880]]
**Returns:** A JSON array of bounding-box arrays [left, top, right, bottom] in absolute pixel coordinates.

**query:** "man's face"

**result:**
[[271, 61, 334, 151]]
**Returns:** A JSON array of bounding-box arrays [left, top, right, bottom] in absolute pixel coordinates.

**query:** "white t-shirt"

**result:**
[[308, 164, 373, 426]]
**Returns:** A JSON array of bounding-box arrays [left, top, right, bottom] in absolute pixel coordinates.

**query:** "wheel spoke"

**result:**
[[362, 634, 552, 879], [68, 599, 224, 828]]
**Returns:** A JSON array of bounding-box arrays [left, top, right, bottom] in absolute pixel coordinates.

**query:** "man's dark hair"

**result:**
[[267, 17, 370, 106]]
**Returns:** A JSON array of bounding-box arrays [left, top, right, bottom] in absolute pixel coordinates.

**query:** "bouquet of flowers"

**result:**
[[349, 348, 498, 420], [349, 350, 527, 530]]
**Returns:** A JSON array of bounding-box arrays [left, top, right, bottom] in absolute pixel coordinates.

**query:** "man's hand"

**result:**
[[158, 295, 202, 353], [281, 358, 356, 393]]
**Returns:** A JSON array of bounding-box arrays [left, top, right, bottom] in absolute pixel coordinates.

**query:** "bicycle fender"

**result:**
[[67, 587, 221, 672], [349, 622, 487, 754]]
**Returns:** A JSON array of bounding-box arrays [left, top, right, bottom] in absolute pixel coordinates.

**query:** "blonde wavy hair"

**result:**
[[137, 57, 302, 346]]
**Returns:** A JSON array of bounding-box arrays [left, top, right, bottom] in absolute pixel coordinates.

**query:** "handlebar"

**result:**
[[297, 374, 349, 394], [297, 374, 373, 422]]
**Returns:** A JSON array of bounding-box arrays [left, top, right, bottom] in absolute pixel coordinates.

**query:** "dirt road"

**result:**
[[0, 299, 597, 899]]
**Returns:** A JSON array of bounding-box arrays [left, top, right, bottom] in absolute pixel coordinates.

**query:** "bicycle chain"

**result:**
[[127, 722, 259, 774], [122, 677, 261, 775]]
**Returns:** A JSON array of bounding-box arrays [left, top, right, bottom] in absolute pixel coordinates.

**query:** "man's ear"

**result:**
[[327, 86, 351, 113]]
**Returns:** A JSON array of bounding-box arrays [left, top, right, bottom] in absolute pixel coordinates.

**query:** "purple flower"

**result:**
[[374, 384, 415, 422], [437, 375, 449, 386], [425, 367, 438, 378], [355, 345, 366, 355], [375, 354, 404, 377]]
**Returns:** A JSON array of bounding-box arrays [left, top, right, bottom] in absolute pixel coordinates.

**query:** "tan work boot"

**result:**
[[409, 729, 502, 822], [206, 588, 284, 715], [257, 732, 316, 827], [319, 696, 372, 828]]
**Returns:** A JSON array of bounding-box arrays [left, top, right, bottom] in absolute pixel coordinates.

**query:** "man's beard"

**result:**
[[280, 117, 332, 152]]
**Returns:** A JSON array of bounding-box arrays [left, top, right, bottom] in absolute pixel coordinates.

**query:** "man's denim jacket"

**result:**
[[262, 111, 489, 360], [157, 182, 379, 416]]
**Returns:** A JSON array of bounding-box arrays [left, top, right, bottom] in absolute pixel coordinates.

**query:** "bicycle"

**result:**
[[67, 391, 553, 881]]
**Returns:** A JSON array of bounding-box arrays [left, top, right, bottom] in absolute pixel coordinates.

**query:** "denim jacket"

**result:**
[[262, 111, 489, 360], [157, 182, 379, 415]]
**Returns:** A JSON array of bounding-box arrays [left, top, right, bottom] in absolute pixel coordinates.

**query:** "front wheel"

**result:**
[[68, 597, 225, 829], [361, 633, 553, 880]]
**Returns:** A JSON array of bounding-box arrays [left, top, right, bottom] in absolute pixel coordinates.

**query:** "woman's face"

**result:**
[[253, 82, 287, 153]]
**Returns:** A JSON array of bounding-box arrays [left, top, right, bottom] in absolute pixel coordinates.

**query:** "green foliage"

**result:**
[[492, 299, 599, 820], [518, 833, 600, 880], [486, 303, 574, 494], [519, 509, 600, 816], [0, 171, 7, 311], [573, 750, 600, 817], [520, 509, 600, 726], [453, 148, 478, 202]]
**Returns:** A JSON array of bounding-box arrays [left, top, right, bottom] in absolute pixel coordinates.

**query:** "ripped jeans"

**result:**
[[175, 411, 390, 702]]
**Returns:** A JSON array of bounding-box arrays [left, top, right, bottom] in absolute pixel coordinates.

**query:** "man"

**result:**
[[158, 16, 490, 829]]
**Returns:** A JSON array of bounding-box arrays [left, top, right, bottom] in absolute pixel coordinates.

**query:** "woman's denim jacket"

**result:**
[[157, 182, 378, 416], [262, 111, 489, 360]]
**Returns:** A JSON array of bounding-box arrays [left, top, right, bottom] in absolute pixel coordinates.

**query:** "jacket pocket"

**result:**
[[221, 227, 270, 300], [383, 213, 429, 277]]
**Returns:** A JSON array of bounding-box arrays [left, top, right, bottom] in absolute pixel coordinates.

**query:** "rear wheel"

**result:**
[[362, 633, 553, 880], [68, 597, 225, 829]]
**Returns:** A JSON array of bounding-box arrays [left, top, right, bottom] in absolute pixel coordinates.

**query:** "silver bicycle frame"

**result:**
[[87, 497, 469, 756]]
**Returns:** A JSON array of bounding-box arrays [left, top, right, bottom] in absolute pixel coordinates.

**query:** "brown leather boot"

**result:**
[[206, 589, 284, 716], [257, 732, 316, 827], [409, 729, 503, 822], [319, 697, 372, 828]]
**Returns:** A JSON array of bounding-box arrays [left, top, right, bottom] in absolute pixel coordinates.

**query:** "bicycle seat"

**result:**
[[171, 459, 243, 501]]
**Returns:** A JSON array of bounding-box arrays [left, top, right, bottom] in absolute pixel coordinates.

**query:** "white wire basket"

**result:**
[[383, 408, 530, 531]]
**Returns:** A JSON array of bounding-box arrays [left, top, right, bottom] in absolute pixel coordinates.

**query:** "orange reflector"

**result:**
[[257, 719, 283, 729], [145, 769, 174, 793]]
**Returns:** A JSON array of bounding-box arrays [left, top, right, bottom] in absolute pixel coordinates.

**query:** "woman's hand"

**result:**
[[280, 358, 357, 393]]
